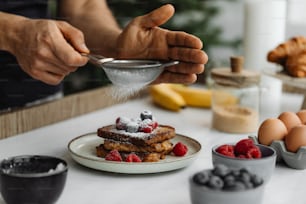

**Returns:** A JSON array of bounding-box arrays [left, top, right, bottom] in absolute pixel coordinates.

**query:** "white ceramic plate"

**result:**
[[68, 132, 201, 174]]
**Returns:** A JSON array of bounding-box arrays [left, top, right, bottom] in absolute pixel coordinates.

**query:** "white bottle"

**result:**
[[243, 0, 287, 71], [243, 0, 287, 118]]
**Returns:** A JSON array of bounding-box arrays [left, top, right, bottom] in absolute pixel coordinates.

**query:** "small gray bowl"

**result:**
[[189, 168, 265, 204], [0, 155, 68, 204], [212, 143, 276, 181]]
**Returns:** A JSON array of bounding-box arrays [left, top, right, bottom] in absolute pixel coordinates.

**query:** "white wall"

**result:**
[[207, 0, 306, 64], [286, 0, 306, 37]]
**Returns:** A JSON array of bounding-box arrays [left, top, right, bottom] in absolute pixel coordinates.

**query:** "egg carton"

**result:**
[[249, 135, 306, 170]]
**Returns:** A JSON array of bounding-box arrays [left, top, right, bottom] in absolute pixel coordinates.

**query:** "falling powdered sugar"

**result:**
[[103, 62, 163, 101], [107, 85, 147, 102]]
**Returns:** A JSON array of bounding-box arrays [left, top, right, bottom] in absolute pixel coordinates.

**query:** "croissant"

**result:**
[[286, 50, 306, 78], [267, 36, 306, 66]]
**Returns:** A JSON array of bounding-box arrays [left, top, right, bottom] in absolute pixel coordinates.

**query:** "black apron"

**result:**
[[0, 0, 62, 110]]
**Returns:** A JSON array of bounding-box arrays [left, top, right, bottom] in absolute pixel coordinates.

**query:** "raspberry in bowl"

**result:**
[[212, 138, 276, 181], [189, 164, 265, 204]]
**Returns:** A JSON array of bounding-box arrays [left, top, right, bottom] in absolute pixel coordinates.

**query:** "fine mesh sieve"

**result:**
[[82, 53, 179, 86]]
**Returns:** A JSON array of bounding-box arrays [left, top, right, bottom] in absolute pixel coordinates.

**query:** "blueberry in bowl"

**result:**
[[0, 155, 68, 204], [189, 164, 265, 204]]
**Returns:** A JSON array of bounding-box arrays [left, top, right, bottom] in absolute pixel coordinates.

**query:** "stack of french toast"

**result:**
[[96, 110, 176, 162]]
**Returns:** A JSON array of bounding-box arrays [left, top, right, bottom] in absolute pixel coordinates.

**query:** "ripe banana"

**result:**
[[212, 90, 239, 106], [150, 84, 186, 112], [168, 84, 212, 108]]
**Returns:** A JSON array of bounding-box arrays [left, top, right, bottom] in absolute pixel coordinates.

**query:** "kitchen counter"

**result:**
[[0, 92, 304, 204]]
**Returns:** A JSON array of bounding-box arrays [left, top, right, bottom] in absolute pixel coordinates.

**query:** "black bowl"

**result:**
[[0, 155, 68, 204]]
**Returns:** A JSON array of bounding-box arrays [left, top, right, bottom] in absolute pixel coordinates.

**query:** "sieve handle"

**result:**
[[81, 53, 114, 65]]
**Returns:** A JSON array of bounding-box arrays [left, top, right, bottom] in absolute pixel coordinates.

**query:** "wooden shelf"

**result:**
[[0, 86, 127, 139]]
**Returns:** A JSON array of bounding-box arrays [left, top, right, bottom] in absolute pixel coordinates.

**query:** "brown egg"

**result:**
[[278, 111, 302, 132], [258, 118, 288, 145], [285, 125, 306, 153], [297, 110, 306, 125]]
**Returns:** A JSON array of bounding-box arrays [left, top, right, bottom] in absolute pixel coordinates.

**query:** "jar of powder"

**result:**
[[210, 56, 261, 133]]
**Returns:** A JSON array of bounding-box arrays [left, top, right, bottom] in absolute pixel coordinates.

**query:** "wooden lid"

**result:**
[[211, 56, 260, 87]]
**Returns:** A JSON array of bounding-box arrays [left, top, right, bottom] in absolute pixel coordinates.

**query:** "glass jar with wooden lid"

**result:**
[[210, 56, 261, 133]]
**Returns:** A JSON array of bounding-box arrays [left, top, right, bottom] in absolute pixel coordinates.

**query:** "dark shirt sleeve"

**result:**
[[0, 0, 62, 110]]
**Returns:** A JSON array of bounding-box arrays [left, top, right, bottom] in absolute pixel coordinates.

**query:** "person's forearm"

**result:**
[[0, 12, 27, 53], [59, 0, 122, 57]]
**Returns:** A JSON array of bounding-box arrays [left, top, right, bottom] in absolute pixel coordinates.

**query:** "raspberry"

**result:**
[[105, 150, 122, 162], [115, 117, 129, 130], [125, 153, 142, 162], [246, 146, 262, 158], [173, 142, 188, 156], [237, 154, 247, 159], [215, 145, 235, 158], [150, 121, 158, 129], [234, 139, 255, 156], [139, 126, 153, 133], [138, 119, 152, 133]]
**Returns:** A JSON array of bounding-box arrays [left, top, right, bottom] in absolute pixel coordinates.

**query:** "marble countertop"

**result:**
[[0, 92, 304, 204]]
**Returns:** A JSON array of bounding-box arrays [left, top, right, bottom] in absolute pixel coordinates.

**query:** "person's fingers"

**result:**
[[138, 4, 175, 28], [165, 62, 205, 74], [57, 21, 89, 53], [44, 63, 77, 75], [45, 56, 79, 73], [168, 47, 208, 64], [28, 60, 69, 77], [30, 69, 66, 85], [166, 31, 203, 49], [53, 21, 89, 66], [33, 46, 79, 74], [43, 72, 66, 85]]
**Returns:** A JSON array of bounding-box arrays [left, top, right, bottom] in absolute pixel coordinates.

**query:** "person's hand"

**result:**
[[10, 19, 89, 85], [116, 4, 208, 84]]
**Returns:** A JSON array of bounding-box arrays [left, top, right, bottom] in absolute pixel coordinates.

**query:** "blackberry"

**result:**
[[140, 110, 153, 120]]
